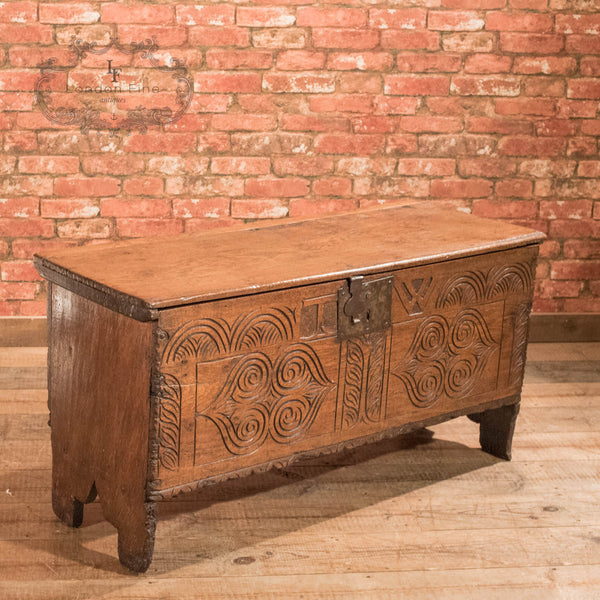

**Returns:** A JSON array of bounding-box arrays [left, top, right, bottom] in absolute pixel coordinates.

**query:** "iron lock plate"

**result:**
[[337, 275, 393, 341]]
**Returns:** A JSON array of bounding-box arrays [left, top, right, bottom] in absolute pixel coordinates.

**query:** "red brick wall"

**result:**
[[1, 1, 599, 316]]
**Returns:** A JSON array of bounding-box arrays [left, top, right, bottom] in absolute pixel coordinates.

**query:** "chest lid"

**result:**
[[34, 203, 545, 321]]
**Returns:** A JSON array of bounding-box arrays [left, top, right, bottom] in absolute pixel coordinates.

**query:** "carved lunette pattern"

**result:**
[[161, 307, 296, 365], [393, 309, 498, 408], [199, 344, 334, 455], [157, 374, 182, 471], [509, 302, 532, 388], [436, 262, 534, 308], [338, 331, 389, 431]]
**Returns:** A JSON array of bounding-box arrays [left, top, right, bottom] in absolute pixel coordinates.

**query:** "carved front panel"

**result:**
[[152, 245, 537, 492]]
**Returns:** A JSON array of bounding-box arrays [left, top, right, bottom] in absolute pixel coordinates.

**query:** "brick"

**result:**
[[313, 29, 379, 50], [0, 300, 17, 316], [464, 54, 512, 73], [289, 198, 358, 218], [11, 239, 77, 259], [184, 217, 238, 233], [0, 218, 54, 238], [513, 56, 577, 75], [539, 240, 561, 259], [314, 134, 385, 155], [189, 27, 249, 48], [172, 198, 230, 219], [581, 121, 600, 135], [351, 116, 397, 134], [339, 73, 382, 94], [231, 199, 288, 219], [252, 28, 306, 49], [535, 119, 577, 137], [553, 180, 600, 199], [116, 218, 183, 238], [0, 24, 53, 44], [298, 7, 367, 27], [564, 240, 600, 259], [310, 95, 374, 113], [396, 54, 462, 72], [312, 177, 352, 196], [122, 177, 164, 196], [495, 179, 533, 197], [118, 25, 187, 47], [499, 136, 565, 157], [276, 51, 326, 70], [0, 70, 66, 92], [123, 133, 196, 153], [372, 178, 430, 198], [443, 0, 505, 6], [263, 73, 335, 93], [195, 72, 261, 93], [385, 75, 450, 96], [429, 11, 484, 31], [524, 77, 565, 98], [8, 46, 76, 68], [551, 260, 600, 281], [18, 300, 46, 316], [282, 115, 349, 132], [472, 199, 538, 218], [458, 158, 518, 177], [566, 35, 600, 54], [1, 176, 53, 197], [431, 178, 492, 198], [0, 282, 37, 300], [0, 197, 39, 218], [186, 176, 244, 197], [336, 158, 396, 176], [82, 155, 145, 176], [578, 161, 600, 178], [427, 97, 486, 115], [568, 79, 600, 99], [54, 177, 120, 197], [55, 24, 111, 46], [237, 7, 295, 27], [400, 116, 462, 133], [519, 160, 576, 178], [274, 157, 334, 176], [0, 156, 15, 174], [419, 134, 496, 156], [568, 138, 596, 158], [374, 96, 421, 115], [451, 76, 520, 96], [40, 3, 99, 24], [101, 3, 173, 23], [0, 2, 37, 23], [206, 50, 272, 70], [4, 132, 37, 152], [540, 200, 593, 220], [231, 133, 311, 156], [1, 260, 42, 282], [510, 0, 548, 8], [550, 219, 600, 239], [191, 95, 232, 113], [328, 52, 394, 71], [100, 198, 171, 218], [442, 33, 494, 53], [537, 279, 583, 298], [18, 156, 79, 174], [556, 14, 600, 34], [211, 114, 276, 131], [501, 33, 564, 54], [397, 158, 456, 176], [386, 135, 419, 155], [368, 9, 426, 29], [381, 31, 440, 51], [495, 98, 556, 116], [211, 157, 271, 175], [245, 177, 309, 198], [564, 298, 600, 312], [486, 12, 553, 32], [176, 5, 235, 26], [41, 198, 99, 218]]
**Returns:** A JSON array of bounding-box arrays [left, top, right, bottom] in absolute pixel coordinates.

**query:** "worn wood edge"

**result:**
[[34, 258, 156, 322], [529, 313, 600, 343], [148, 394, 520, 501]]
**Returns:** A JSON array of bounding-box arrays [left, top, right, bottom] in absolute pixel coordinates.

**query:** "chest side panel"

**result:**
[[152, 245, 537, 492]]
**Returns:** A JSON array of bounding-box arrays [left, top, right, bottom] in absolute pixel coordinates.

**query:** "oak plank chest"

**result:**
[[34, 204, 544, 572]]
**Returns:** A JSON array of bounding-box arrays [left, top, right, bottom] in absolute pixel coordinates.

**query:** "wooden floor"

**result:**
[[0, 342, 599, 599]]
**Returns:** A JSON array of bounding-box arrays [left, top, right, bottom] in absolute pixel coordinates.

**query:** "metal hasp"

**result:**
[[337, 275, 393, 341]]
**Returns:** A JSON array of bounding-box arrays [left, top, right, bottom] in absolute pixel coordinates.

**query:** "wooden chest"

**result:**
[[34, 204, 544, 572]]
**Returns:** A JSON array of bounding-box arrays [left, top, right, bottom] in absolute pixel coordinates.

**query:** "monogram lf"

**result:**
[[34, 204, 544, 572]]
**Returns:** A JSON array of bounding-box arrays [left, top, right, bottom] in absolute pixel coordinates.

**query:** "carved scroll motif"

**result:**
[[436, 262, 534, 308], [161, 307, 296, 365], [198, 344, 334, 455], [337, 331, 390, 431], [157, 374, 182, 471], [393, 309, 498, 408], [509, 302, 532, 387]]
